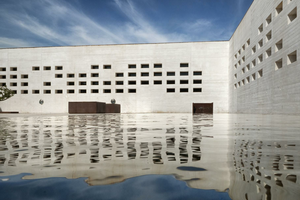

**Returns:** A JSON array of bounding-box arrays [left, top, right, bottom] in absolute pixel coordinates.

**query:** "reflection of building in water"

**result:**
[[229, 116, 300, 200], [0, 114, 230, 191]]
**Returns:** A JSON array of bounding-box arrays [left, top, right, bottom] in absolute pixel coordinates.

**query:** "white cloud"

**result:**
[[0, 37, 36, 48]]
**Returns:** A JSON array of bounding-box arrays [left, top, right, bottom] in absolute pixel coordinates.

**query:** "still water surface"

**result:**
[[0, 113, 299, 200]]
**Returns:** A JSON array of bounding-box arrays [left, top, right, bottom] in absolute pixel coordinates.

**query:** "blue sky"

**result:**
[[0, 0, 253, 48]]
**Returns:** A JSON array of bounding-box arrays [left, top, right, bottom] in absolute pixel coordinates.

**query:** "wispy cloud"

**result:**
[[0, 0, 249, 48]]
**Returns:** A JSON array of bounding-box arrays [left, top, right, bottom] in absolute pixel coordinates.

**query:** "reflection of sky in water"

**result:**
[[0, 173, 231, 200]]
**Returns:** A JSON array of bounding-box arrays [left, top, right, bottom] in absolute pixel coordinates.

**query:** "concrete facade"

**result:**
[[0, 0, 300, 114], [229, 0, 300, 114], [0, 42, 229, 113]]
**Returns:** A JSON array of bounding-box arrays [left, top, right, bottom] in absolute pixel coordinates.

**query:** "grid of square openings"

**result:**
[[0, 63, 203, 94]]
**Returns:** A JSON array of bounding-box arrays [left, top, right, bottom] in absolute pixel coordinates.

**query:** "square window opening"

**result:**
[[288, 7, 297, 24], [287, 50, 297, 65], [275, 39, 283, 52], [276, 2, 283, 16], [275, 59, 283, 70], [167, 88, 175, 93], [43, 90, 51, 94]]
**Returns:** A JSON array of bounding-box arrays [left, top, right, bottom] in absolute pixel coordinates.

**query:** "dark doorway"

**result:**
[[193, 103, 213, 114]]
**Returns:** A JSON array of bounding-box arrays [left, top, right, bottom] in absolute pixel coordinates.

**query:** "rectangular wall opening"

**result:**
[[55, 90, 63, 94], [10, 75, 17, 79], [246, 64, 250, 71], [180, 88, 188, 93], [154, 80, 162, 85], [116, 81, 123, 85], [10, 67, 17, 71], [91, 89, 99, 93], [266, 48, 272, 58], [128, 89, 136, 93], [252, 45, 256, 54], [141, 80, 149, 85], [79, 89, 86, 94], [116, 73, 124, 77], [288, 7, 297, 24], [91, 65, 99, 69], [128, 80, 136, 85], [0, 75, 6, 79], [32, 66, 40, 71], [154, 72, 162, 76], [252, 59, 256, 68], [275, 59, 283, 70], [266, 31, 272, 42], [128, 64, 136, 69], [258, 39, 263, 48], [167, 80, 175, 84], [43, 90, 51, 94], [180, 80, 189, 84], [67, 90, 75, 94], [21, 82, 28, 86], [44, 66, 51, 70], [10, 82, 17, 86], [141, 72, 149, 76], [103, 89, 111, 93], [167, 88, 175, 93], [91, 81, 99, 85], [22, 90, 28, 94], [44, 82, 51, 86], [193, 79, 202, 84], [258, 54, 263, 63], [252, 73, 256, 81], [79, 73, 86, 78], [103, 81, 111, 85], [79, 81, 86, 85], [0, 67, 6, 71], [180, 71, 189, 76], [91, 73, 99, 77], [67, 82, 74, 86], [275, 39, 283, 52], [154, 64, 162, 68], [246, 76, 250, 83], [55, 66, 63, 70], [193, 88, 202, 92], [258, 24, 263, 34], [266, 14, 272, 26], [258, 69, 263, 78], [67, 74, 75, 78], [276, 1, 283, 16], [21, 74, 28, 79], [55, 74, 63, 78], [128, 72, 136, 77], [141, 64, 149, 68], [103, 65, 111, 69], [167, 72, 175, 76], [287, 50, 297, 65], [180, 63, 189, 67], [116, 89, 124, 93], [194, 71, 202, 76]]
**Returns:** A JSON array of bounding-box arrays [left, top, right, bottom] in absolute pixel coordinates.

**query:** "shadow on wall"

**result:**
[[0, 107, 2, 112]]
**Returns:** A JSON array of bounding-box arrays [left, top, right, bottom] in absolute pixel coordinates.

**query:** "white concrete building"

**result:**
[[0, 0, 299, 114]]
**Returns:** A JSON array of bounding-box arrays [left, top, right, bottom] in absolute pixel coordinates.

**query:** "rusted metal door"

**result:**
[[193, 103, 213, 114]]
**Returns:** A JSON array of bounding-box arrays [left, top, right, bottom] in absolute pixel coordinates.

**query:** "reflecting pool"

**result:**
[[0, 113, 299, 200]]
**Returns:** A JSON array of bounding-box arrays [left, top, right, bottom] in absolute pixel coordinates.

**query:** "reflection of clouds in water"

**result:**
[[0, 114, 213, 186], [0, 173, 231, 200], [230, 115, 300, 200]]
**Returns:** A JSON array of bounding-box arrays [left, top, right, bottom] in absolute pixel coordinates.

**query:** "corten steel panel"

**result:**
[[69, 102, 106, 114], [106, 104, 121, 113], [193, 103, 213, 114]]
